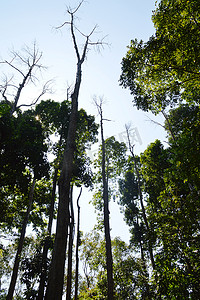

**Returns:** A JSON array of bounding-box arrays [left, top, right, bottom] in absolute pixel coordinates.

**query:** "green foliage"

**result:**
[[78, 230, 149, 299], [19, 234, 54, 299], [139, 126, 200, 297], [120, 0, 200, 113], [0, 104, 50, 230], [0, 105, 49, 189]]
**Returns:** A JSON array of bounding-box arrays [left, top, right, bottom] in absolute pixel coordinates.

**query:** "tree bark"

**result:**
[[6, 179, 36, 300]]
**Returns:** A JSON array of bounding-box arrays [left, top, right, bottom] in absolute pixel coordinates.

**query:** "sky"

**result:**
[[1, 0, 165, 242]]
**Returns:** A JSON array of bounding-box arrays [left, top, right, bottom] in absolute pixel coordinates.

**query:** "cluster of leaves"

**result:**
[[0, 103, 49, 230]]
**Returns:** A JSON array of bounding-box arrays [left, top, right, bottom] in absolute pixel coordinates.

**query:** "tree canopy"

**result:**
[[120, 0, 200, 113]]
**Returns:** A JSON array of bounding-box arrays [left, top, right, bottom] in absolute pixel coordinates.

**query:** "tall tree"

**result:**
[[94, 98, 114, 299], [0, 104, 49, 232], [44, 3, 104, 298], [34, 98, 98, 299], [140, 132, 200, 298]]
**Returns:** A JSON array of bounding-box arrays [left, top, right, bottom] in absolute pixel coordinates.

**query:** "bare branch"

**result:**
[[0, 44, 49, 114], [67, 0, 84, 15], [145, 114, 165, 129], [56, 1, 108, 64], [17, 80, 53, 110], [55, 21, 71, 30], [2, 60, 25, 77], [0, 75, 14, 105]]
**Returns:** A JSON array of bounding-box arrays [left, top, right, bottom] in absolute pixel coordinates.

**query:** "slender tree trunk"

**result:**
[[37, 167, 59, 300], [6, 179, 36, 300], [66, 186, 74, 300], [125, 126, 155, 270], [99, 106, 114, 299], [74, 187, 82, 300]]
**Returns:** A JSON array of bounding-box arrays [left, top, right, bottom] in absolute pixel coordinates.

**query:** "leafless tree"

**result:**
[[94, 96, 114, 299], [0, 43, 52, 115], [44, 2, 106, 299]]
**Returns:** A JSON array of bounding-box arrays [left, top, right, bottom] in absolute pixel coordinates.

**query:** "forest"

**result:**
[[0, 0, 200, 299]]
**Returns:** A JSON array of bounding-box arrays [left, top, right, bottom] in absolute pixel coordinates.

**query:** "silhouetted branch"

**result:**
[[17, 80, 53, 109], [56, 1, 108, 63], [0, 43, 50, 114]]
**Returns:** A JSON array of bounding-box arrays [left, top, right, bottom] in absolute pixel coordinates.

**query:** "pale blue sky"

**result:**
[[1, 0, 165, 241]]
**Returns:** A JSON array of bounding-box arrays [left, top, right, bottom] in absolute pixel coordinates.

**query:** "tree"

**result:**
[[0, 105, 50, 243], [93, 97, 127, 299], [140, 132, 200, 298], [118, 161, 151, 299], [94, 98, 114, 299], [44, 3, 104, 295], [6, 180, 36, 300], [120, 0, 200, 113]]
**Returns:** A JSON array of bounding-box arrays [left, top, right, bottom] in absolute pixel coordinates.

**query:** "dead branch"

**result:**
[[145, 114, 165, 129], [56, 1, 108, 63], [0, 43, 49, 114], [17, 79, 53, 110]]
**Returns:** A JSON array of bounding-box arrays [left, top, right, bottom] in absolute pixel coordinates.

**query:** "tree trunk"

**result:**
[[100, 107, 114, 299], [66, 186, 74, 300], [74, 187, 82, 300], [37, 167, 59, 300], [44, 60, 83, 300], [6, 179, 36, 300]]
